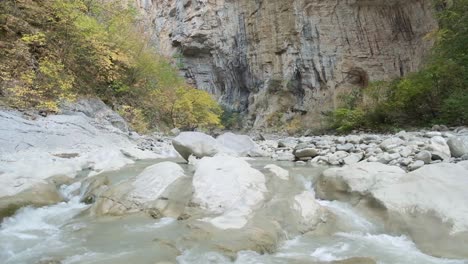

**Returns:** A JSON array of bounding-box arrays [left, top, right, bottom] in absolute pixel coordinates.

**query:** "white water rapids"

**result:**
[[0, 159, 466, 264]]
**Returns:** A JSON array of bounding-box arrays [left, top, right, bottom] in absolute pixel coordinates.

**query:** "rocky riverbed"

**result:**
[[1, 99, 468, 263]]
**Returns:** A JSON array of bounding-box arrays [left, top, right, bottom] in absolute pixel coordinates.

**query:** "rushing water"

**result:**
[[0, 159, 467, 264]]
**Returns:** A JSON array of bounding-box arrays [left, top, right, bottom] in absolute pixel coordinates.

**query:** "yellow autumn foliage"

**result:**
[[0, 0, 223, 131]]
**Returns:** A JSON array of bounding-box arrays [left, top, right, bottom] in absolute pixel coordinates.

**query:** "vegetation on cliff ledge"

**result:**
[[0, 0, 222, 132], [330, 0, 468, 132]]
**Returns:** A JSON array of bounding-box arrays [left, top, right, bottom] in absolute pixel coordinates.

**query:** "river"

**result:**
[[0, 159, 466, 264]]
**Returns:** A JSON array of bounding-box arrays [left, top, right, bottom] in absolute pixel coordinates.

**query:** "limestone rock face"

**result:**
[[137, 0, 437, 129]]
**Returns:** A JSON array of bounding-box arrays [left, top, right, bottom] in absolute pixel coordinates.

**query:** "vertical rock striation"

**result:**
[[136, 0, 437, 130]]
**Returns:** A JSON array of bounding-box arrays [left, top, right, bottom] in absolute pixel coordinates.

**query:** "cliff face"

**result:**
[[137, 0, 437, 130]]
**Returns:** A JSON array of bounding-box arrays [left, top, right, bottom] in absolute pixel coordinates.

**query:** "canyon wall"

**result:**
[[136, 0, 437, 130]]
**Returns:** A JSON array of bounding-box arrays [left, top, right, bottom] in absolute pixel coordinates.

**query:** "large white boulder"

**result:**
[[264, 164, 289, 180], [315, 162, 405, 202], [0, 107, 160, 200], [128, 162, 186, 204], [293, 191, 327, 232], [192, 156, 267, 229], [172, 132, 219, 161], [371, 163, 468, 258], [447, 136, 468, 158], [91, 162, 186, 216], [317, 160, 468, 259], [216, 132, 261, 156]]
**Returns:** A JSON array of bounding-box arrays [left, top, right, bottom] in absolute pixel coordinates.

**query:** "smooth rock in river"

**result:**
[[371, 163, 468, 259], [315, 162, 405, 203], [293, 191, 327, 233], [92, 162, 187, 216], [447, 136, 468, 158], [0, 182, 63, 219], [0, 109, 159, 199], [264, 164, 289, 180], [172, 132, 219, 161], [192, 156, 267, 229]]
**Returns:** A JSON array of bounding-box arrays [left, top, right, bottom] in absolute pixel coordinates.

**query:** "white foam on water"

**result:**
[[60, 182, 82, 200], [318, 200, 378, 232], [0, 195, 89, 263], [310, 242, 350, 261]]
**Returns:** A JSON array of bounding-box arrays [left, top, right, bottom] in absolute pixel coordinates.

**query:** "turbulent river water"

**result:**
[[0, 159, 466, 264]]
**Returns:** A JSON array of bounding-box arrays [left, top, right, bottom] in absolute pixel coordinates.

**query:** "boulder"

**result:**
[[425, 131, 442, 138], [91, 162, 187, 216], [278, 138, 298, 148], [343, 153, 364, 165], [362, 135, 381, 143], [315, 162, 405, 203], [275, 152, 295, 161], [425, 136, 451, 161], [415, 150, 432, 164], [371, 163, 468, 258], [380, 137, 404, 151], [192, 156, 267, 229], [346, 135, 362, 144], [294, 148, 319, 159], [408, 160, 424, 171], [328, 151, 349, 165], [447, 136, 468, 158], [336, 143, 354, 152], [216, 132, 260, 156], [264, 164, 289, 180], [172, 132, 219, 161], [0, 107, 159, 200], [170, 127, 180, 136], [377, 153, 401, 164], [0, 183, 63, 219], [80, 175, 110, 204], [292, 191, 328, 233]]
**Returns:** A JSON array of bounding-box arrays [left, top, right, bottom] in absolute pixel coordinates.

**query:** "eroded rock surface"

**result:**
[[0, 100, 164, 208], [192, 156, 267, 229], [91, 162, 188, 217], [316, 161, 468, 259], [137, 0, 437, 130]]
